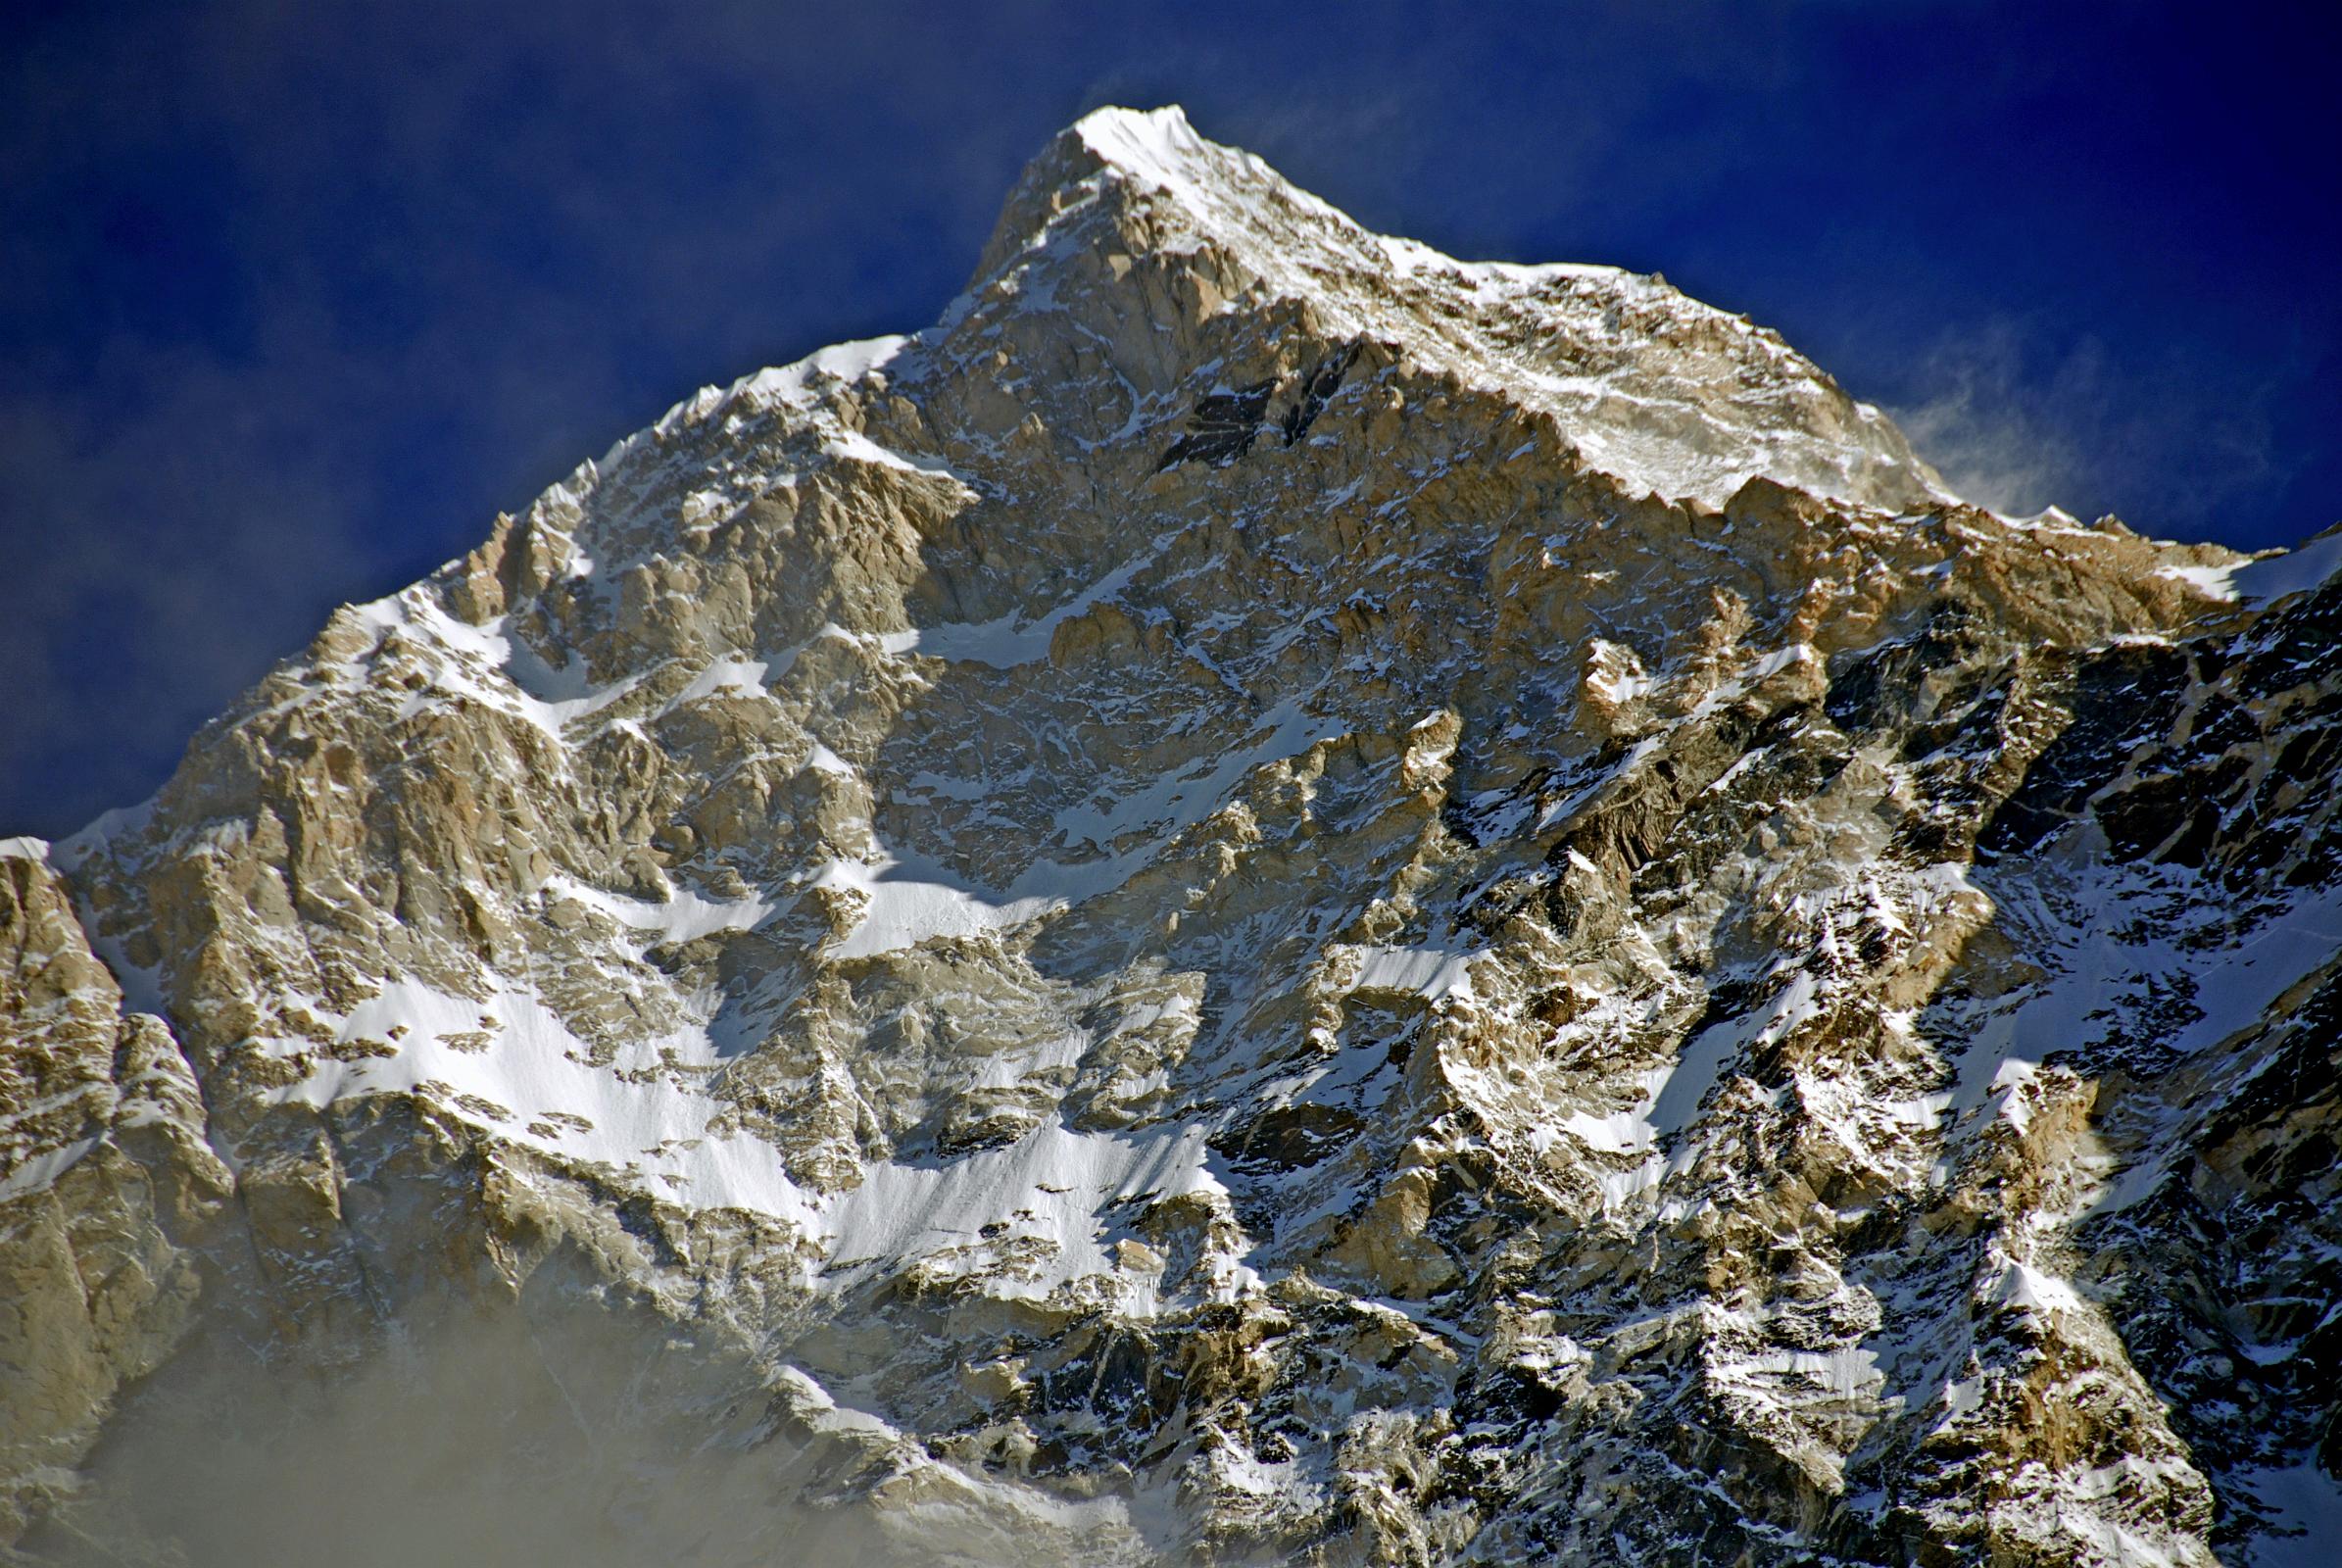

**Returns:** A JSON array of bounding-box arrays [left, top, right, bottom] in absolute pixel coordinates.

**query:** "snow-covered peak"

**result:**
[[969, 105, 1954, 514], [9, 97, 2338, 1568], [1069, 105, 1217, 195]]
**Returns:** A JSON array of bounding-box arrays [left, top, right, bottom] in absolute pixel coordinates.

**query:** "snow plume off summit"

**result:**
[[5, 106, 2341, 1567]]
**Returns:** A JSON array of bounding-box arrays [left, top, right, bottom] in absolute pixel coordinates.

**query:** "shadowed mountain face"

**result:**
[[2, 106, 2336, 1567]]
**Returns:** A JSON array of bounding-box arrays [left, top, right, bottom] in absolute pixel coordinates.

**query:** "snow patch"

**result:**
[[1054, 697, 1340, 852], [261, 975, 813, 1224], [821, 427, 969, 486], [0, 1137, 101, 1202], [819, 1119, 1241, 1299], [817, 701, 1342, 959], [1347, 945, 1477, 1001], [2157, 563, 2244, 602], [816, 852, 1059, 960], [1584, 639, 1656, 704], [1991, 1259, 2085, 1317], [1650, 970, 1820, 1141], [1744, 1344, 1884, 1400], [881, 554, 1147, 669], [730, 335, 908, 418], [546, 875, 772, 948], [2235, 1457, 2342, 1568]]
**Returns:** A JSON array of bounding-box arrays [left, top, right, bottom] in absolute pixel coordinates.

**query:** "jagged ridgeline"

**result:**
[[4, 106, 2338, 1567]]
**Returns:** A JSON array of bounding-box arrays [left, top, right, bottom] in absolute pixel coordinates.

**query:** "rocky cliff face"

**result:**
[[3, 107, 2336, 1567]]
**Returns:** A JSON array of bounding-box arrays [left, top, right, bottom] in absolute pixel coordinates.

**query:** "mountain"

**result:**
[[3, 105, 2337, 1567]]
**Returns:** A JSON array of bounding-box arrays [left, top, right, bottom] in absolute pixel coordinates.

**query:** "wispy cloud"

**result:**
[[1888, 318, 2284, 534], [1889, 321, 2100, 517]]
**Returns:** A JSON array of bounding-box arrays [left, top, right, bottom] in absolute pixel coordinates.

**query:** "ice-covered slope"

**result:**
[[4, 106, 2338, 1567]]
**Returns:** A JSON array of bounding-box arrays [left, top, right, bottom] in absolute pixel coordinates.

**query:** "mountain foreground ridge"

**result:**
[[3, 105, 2339, 1567]]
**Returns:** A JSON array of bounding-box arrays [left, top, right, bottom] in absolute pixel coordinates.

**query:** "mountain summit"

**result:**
[[4, 105, 2337, 1567]]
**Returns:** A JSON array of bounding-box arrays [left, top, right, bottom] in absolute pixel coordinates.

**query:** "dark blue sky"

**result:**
[[4, 0, 2336, 836]]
